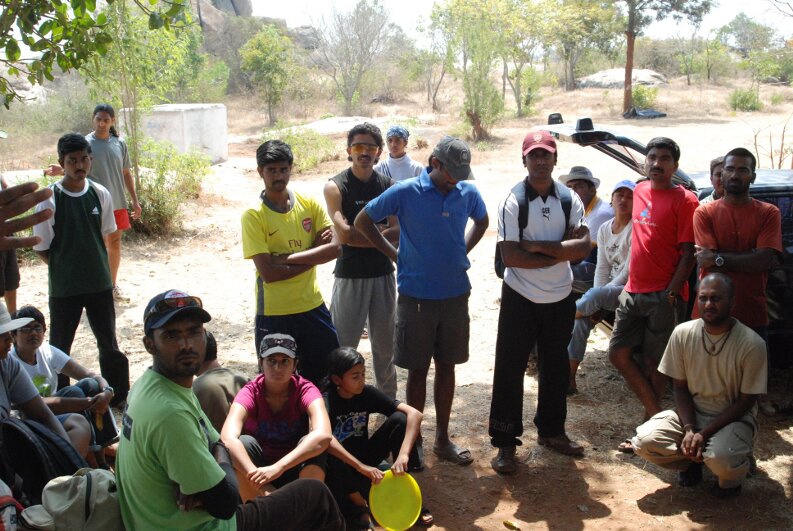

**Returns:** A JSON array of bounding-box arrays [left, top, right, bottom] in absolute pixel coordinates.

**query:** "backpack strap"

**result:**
[[512, 178, 530, 239], [557, 182, 573, 228]]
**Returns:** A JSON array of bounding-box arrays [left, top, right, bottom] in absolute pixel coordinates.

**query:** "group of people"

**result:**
[[0, 115, 782, 529]]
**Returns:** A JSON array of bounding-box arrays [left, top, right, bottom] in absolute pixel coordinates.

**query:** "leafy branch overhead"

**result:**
[[0, 0, 190, 108]]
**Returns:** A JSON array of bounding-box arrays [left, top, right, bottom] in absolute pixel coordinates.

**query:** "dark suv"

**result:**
[[540, 114, 793, 368]]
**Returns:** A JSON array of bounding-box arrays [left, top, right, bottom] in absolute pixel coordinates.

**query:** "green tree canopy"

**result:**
[[240, 25, 294, 126], [0, 0, 189, 107]]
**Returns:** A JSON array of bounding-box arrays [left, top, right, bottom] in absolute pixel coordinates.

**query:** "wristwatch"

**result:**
[[102, 386, 114, 396], [714, 255, 725, 267]]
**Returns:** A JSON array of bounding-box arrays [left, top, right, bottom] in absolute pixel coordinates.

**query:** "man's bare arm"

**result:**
[[280, 227, 341, 265], [696, 246, 778, 273], [667, 242, 695, 295], [354, 210, 398, 262], [520, 225, 591, 262], [500, 241, 560, 270], [465, 214, 489, 253]]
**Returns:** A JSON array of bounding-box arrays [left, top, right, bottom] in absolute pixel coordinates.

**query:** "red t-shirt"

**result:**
[[234, 373, 322, 462], [625, 181, 699, 294], [693, 198, 782, 327]]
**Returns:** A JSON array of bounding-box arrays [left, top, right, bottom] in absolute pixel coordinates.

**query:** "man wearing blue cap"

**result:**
[[374, 125, 424, 182], [567, 179, 635, 394], [116, 289, 343, 531], [354, 136, 488, 468]]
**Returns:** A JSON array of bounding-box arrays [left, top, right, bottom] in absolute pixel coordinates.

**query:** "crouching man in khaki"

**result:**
[[631, 273, 767, 498]]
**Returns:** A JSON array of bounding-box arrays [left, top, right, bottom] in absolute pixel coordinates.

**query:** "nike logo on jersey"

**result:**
[[268, 229, 279, 236]]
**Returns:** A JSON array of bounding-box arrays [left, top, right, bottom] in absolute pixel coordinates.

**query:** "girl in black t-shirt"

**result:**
[[325, 347, 432, 528]]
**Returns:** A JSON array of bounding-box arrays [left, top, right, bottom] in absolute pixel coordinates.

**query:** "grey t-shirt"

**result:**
[[0, 355, 40, 420], [86, 132, 131, 210]]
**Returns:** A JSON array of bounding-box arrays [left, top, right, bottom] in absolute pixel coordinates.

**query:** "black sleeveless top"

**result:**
[[330, 169, 395, 278]]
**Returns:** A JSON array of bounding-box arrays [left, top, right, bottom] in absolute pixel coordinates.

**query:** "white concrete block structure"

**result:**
[[139, 104, 228, 164]]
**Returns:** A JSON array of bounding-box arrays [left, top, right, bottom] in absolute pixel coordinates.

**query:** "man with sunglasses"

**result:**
[[354, 136, 488, 468], [116, 289, 343, 531], [242, 140, 341, 385], [324, 123, 399, 399]]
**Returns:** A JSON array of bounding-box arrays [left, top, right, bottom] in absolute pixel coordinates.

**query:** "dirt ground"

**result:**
[[13, 84, 793, 529]]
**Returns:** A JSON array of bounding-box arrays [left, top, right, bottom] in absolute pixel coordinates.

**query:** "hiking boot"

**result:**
[[538, 434, 584, 456], [491, 446, 517, 475], [112, 285, 130, 303], [677, 462, 703, 487]]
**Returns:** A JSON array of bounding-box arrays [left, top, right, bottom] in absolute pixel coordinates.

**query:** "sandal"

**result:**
[[433, 442, 474, 466], [617, 439, 634, 454], [416, 506, 434, 527]]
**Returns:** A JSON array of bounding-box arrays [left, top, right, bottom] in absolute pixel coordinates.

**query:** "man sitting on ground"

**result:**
[[631, 273, 766, 498], [193, 332, 250, 433], [116, 289, 343, 530]]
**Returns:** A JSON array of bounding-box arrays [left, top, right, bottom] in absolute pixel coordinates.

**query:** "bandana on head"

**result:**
[[386, 125, 409, 140]]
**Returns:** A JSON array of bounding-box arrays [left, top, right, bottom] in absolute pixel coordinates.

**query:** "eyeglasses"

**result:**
[[19, 325, 45, 334], [144, 295, 203, 322], [350, 143, 379, 155], [264, 357, 293, 369], [259, 336, 297, 356]]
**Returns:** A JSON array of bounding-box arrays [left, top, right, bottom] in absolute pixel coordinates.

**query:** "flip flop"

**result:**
[[433, 442, 474, 465], [617, 439, 634, 454], [416, 506, 434, 527]]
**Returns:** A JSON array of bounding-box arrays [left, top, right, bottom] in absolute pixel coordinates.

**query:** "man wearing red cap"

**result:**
[[489, 131, 591, 474]]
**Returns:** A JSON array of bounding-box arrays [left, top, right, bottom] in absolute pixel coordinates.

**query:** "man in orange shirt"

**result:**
[[693, 147, 782, 340]]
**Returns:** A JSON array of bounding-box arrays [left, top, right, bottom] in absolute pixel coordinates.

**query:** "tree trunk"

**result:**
[[431, 63, 446, 112], [502, 61, 507, 100], [565, 58, 575, 91], [623, 29, 636, 113], [466, 110, 484, 141]]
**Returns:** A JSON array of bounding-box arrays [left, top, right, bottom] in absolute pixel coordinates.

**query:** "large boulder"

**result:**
[[211, 0, 251, 16], [577, 68, 667, 89]]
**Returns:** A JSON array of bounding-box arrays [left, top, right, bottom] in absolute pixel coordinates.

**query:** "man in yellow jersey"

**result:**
[[241, 140, 341, 385]]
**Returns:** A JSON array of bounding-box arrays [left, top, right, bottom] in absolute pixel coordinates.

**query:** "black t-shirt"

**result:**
[[330, 169, 394, 278], [326, 384, 399, 458]]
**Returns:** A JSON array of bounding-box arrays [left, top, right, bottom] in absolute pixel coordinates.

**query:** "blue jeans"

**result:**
[[56, 377, 117, 448], [568, 285, 623, 361]]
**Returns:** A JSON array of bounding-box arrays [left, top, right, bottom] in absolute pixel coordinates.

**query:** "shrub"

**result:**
[[728, 89, 762, 112], [632, 85, 659, 109], [261, 127, 337, 173], [770, 93, 784, 106], [132, 138, 211, 236]]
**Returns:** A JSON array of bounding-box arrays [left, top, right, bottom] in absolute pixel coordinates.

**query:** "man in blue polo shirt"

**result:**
[[354, 136, 488, 468]]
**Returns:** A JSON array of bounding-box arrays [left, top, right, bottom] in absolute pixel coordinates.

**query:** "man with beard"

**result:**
[[693, 147, 782, 340], [609, 137, 699, 433], [631, 273, 767, 498], [116, 289, 343, 530], [324, 123, 399, 398], [241, 140, 341, 385]]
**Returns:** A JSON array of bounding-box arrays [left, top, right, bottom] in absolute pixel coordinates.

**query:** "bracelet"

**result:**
[[682, 423, 695, 432]]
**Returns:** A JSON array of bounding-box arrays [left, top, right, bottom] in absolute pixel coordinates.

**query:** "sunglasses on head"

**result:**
[[145, 295, 203, 323], [350, 143, 379, 155], [259, 336, 297, 357]]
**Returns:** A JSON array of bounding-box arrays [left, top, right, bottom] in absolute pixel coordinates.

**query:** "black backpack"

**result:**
[[0, 417, 88, 505], [494, 179, 573, 279]]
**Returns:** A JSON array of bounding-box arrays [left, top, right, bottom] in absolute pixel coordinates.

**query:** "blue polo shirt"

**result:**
[[365, 169, 487, 300]]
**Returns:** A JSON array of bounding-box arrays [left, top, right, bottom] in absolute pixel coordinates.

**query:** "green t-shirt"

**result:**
[[116, 369, 235, 531]]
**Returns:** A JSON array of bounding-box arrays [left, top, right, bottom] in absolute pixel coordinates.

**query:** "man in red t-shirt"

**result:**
[[693, 147, 782, 338], [609, 137, 699, 430]]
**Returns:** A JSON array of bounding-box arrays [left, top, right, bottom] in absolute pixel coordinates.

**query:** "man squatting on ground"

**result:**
[[631, 273, 767, 499], [354, 136, 488, 467], [116, 289, 343, 530], [33, 133, 129, 404], [489, 131, 591, 475], [608, 137, 699, 429], [241, 140, 341, 385], [325, 123, 399, 399]]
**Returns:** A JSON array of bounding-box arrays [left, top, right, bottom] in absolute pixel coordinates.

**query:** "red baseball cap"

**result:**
[[522, 131, 557, 156]]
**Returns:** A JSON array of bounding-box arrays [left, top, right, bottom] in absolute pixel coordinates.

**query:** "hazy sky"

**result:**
[[251, 0, 792, 42]]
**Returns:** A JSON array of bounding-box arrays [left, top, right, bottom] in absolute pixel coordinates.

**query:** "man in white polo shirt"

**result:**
[[489, 131, 591, 475]]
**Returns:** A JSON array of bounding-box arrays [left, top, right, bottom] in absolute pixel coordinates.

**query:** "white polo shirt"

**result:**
[[498, 179, 586, 303]]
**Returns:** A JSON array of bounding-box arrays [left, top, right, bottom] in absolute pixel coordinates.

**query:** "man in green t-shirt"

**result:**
[[33, 133, 128, 404], [116, 289, 342, 531]]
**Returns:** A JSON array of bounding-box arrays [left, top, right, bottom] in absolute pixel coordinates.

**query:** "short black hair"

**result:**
[[709, 156, 725, 177], [724, 147, 756, 172], [57, 133, 91, 162], [12, 305, 46, 326], [646, 137, 680, 163], [256, 140, 293, 167], [204, 331, 217, 362], [347, 123, 383, 148]]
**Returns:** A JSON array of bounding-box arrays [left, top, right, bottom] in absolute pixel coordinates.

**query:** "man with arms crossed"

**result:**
[[325, 123, 399, 398], [116, 289, 343, 530], [355, 136, 488, 467], [631, 273, 766, 498]]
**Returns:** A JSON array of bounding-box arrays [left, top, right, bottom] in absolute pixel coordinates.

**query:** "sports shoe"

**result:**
[[491, 446, 517, 475], [112, 285, 130, 303], [677, 462, 703, 487], [537, 434, 584, 456]]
